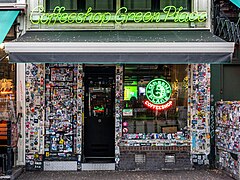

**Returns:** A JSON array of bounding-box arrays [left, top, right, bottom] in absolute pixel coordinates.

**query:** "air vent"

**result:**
[[165, 154, 175, 163], [135, 154, 145, 164]]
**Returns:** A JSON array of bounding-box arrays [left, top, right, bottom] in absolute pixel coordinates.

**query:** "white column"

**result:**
[[16, 63, 26, 166]]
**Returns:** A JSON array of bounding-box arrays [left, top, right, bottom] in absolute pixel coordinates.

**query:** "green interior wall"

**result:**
[[211, 64, 240, 102], [210, 64, 222, 102]]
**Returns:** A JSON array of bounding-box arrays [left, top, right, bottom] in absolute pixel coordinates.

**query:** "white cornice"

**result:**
[[0, 3, 26, 10], [5, 42, 235, 54]]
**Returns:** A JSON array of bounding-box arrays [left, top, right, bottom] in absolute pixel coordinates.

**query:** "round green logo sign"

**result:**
[[146, 79, 172, 104]]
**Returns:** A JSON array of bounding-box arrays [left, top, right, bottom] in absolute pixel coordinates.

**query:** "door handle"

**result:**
[[98, 119, 102, 123]]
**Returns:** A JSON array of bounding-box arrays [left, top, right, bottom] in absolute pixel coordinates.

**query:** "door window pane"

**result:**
[[122, 0, 151, 11], [89, 87, 113, 117]]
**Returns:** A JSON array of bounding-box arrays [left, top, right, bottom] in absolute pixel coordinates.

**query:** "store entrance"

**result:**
[[84, 66, 115, 162]]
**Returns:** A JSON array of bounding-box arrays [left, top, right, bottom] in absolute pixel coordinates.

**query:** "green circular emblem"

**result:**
[[146, 79, 172, 104]]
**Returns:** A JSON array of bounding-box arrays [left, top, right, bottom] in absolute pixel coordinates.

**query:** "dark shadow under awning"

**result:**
[[5, 30, 234, 64]]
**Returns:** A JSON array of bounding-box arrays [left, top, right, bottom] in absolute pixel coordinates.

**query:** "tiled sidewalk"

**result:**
[[15, 169, 235, 180]]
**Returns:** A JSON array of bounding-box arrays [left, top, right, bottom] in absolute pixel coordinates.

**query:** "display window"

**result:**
[[0, 50, 15, 100], [0, 48, 16, 121], [122, 65, 189, 145], [0, 47, 17, 174]]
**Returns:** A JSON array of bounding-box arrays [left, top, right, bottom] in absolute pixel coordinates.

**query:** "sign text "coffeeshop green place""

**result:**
[[30, 6, 207, 25]]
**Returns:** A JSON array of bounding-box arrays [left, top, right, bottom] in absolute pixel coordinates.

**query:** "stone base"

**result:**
[[119, 146, 192, 170]]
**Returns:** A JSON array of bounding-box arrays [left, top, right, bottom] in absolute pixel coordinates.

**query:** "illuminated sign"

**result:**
[[124, 86, 137, 101], [144, 78, 172, 111], [0, 79, 13, 94], [146, 78, 172, 105], [144, 100, 173, 111], [30, 6, 207, 25]]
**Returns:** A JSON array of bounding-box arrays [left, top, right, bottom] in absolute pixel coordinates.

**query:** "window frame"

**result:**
[[46, 0, 191, 13], [122, 64, 188, 135]]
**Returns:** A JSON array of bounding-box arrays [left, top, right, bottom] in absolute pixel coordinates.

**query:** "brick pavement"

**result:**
[[16, 169, 234, 180]]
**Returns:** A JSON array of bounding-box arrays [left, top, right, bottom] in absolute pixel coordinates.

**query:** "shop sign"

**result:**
[[146, 78, 172, 104], [144, 100, 173, 111], [144, 78, 172, 111], [30, 6, 207, 25]]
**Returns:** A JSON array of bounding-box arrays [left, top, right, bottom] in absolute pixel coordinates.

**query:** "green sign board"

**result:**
[[30, 6, 207, 25], [146, 78, 172, 105]]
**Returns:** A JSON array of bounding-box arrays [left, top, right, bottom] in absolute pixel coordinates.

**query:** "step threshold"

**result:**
[[85, 157, 115, 159], [81, 163, 115, 171], [44, 161, 77, 171]]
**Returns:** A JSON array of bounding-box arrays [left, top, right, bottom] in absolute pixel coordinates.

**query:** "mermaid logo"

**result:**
[[146, 79, 172, 105]]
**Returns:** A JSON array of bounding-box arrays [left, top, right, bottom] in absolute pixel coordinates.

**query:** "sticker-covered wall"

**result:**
[[189, 64, 211, 166], [44, 64, 78, 161], [216, 101, 240, 179], [115, 64, 123, 169], [25, 63, 84, 171], [25, 63, 45, 170], [76, 64, 84, 170]]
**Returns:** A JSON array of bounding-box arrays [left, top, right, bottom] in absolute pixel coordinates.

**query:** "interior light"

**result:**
[[0, 43, 4, 49]]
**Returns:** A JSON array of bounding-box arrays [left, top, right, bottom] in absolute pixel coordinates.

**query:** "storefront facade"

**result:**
[[4, 0, 235, 171]]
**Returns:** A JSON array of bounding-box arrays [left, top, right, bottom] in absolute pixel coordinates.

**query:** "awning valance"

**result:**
[[5, 30, 235, 64], [0, 10, 19, 44]]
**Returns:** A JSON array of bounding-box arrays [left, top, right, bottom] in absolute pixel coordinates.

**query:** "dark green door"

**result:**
[[84, 66, 115, 162]]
